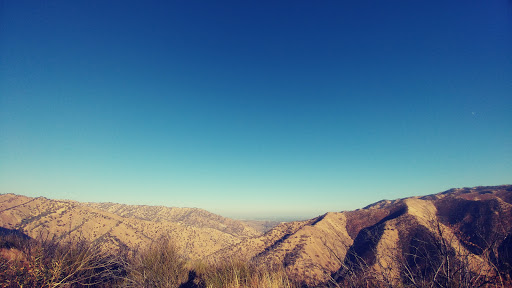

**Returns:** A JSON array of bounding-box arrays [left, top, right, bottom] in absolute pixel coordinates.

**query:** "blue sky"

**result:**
[[1, 0, 511, 219]]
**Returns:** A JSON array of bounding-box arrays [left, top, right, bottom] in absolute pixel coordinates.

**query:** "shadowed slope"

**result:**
[[1, 185, 511, 286], [334, 185, 512, 286], [212, 185, 512, 285]]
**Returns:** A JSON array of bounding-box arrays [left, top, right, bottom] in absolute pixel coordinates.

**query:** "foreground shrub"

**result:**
[[122, 236, 189, 288], [0, 234, 124, 288], [5, 229, 509, 288], [194, 259, 299, 288]]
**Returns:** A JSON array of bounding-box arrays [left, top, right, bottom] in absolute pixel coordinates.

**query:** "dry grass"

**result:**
[[193, 259, 299, 288], [0, 233, 300, 288], [121, 236, 189, 287], [0, 232, 124, 287], [2, 230, 509, 288]]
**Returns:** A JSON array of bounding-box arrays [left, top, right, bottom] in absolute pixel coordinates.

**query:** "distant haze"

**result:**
[[1, 1, 511, 218]]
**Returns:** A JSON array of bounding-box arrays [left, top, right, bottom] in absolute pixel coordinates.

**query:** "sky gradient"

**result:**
[[1, 0, 511, 219]]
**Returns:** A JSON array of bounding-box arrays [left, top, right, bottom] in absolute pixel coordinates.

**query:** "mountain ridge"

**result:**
[[0, 193, 260, 259], [1, 185, 511, 285], [211, 185, 512, 284]]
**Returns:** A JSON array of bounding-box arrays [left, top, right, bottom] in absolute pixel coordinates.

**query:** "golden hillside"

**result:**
[[1, 185, 511, 286], [0, 194, 259, 259], [212, 185, 512, 285], [84, 202, 259, 238]]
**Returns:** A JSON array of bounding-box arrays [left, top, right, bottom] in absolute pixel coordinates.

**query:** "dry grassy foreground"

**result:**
[[2, 186, 512, 287], [1, 231, 510, 288], [0, 233, 299, 288]]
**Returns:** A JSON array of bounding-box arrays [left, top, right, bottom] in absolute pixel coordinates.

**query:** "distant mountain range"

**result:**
[[0, 194, 259, 259], [1, 185, 511, 285]]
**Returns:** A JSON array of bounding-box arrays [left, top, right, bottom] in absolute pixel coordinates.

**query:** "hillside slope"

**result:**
[[213, 185, 512, 285], [84, 202, 259, 238], [0, 194, 259, 259], [2, 185, 511, 285]]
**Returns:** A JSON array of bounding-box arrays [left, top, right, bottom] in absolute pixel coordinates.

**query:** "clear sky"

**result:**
[[1, 1, 511, 219]]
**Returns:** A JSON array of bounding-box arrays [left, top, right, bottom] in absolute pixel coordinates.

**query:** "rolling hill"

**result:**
[[212, 185, 512, 285], [0, 194, 259, 259], [1, 185, 511, 286]]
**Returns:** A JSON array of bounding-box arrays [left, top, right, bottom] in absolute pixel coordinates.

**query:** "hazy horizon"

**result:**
[[1, 1, 511, 218]]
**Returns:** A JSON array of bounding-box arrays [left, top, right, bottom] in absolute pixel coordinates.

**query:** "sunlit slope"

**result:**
[[84, 202, 259, 238], [0, 194, 259, 259], [1, 185, 511, 285], [213, 185, 512, 284]]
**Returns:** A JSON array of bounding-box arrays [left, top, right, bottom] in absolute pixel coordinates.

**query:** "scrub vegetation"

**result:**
[[1, 186, 512, 287], [1, 231, 510, 288], [0, 233, 298, 288]]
